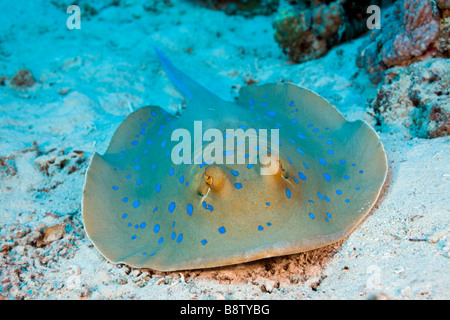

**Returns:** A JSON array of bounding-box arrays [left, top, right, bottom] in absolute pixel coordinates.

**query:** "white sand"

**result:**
[[0, 0, 448, 299]]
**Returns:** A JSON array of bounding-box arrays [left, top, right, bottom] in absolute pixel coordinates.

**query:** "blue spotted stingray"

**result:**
[[82, 48, 388, 271]]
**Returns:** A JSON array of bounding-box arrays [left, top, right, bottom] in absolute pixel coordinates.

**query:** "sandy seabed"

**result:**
[[0, 0, 449, 300]]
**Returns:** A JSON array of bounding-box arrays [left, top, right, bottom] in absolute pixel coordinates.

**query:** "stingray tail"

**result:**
[[153, 45, 220, 105]]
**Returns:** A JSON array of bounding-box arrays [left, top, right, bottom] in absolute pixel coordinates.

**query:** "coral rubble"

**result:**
[[10, 69, 36, 90], [371, 58, 449, 139], [192, 0, 280, 16], [357, 0, 443, 83]]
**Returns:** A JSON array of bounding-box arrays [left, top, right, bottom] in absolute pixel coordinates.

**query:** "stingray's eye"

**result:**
[[259, 154, 284, 176], [205, 175, 213, 186], [198, 165, 227, 195]]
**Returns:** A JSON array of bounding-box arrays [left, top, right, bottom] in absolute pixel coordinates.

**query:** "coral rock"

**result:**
[[274, 0, 373, 63], [371, 58, 449, 139], [357, 0, 441, 83]]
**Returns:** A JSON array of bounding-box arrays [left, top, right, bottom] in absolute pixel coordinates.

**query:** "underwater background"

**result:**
[[0, 0, 449, 299]]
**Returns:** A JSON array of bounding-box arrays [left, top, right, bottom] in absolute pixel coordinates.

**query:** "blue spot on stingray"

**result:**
[[122, 197, 128, 203], [218, 226, 226, 234], [122, 213, 127, 219], [179, 176, 184, 184], [262, 102, 268, 107], [231, 170, 239, 176], [308, 124, 314, 127], [268, 110, 276, 116], [158, 237, 164, 244], [327, 150, 335, 154], [297, 133, 306, 140], [356, 187, 361, 190], [286, 155, 293, 164], [136, 179, 142, 186], [172, 221, 175, 228], [112, 186, 118, 190], [336, 190, 342, 195], [176, 234, 183, 243], [313, 128, 319, 132], [132, 200, 140, 208], [344, 175, 350, 180], [326, 140, 333, 145], [223, 150, 234, 156], [152, 163, 156, 170], [127, 223, 132, 227], [327, 212, 332, 218], [323, 173, 331, 181], [153, 224, 160, 233], [168, 202, 176, 213], [131, 141, 138, 146], [296, 148, 305, 155], [266, 202, 270, 206], [317, 192, 324, 200], [247, 164, 253, 169], [345, 199, 350, 203], [235, 183, 243, 189], [161, 140, 166, 148], [289, 100, 294, 106], [304, 163, 309, 169], [140, 222, 146, 229], [155, 183, 162, 193], [131, 235, 137, 240], [202, 201, 207, 209], [133, 158, 140, 163], [146, 139, 153, 145], [258, 225, 264, 231], [352, 163, 356, 167], [249, 98, 254, 104], [187, 204, 193, 216], [201, 239, 207, 245], [171, 232, 176, 240], [339, 159, 346, 164], [134, 166, 140, 171], [359, 170, 364, 174], [286, 188, 291, 199], [169, 168, 174, 176], [291, 119, 298, 124], [125, 174, 131, 179], [309, 200, 314, 203], [319, 158, 327, 165], [324, 196, 331, 202], [267, 222, 272, 226], [309, 213, 315, 220], [153, 207, 158, 213], [298, 172, 307, 180]]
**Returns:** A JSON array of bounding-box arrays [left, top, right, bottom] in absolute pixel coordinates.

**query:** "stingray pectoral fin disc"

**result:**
[[83, 82, 388, 272]]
